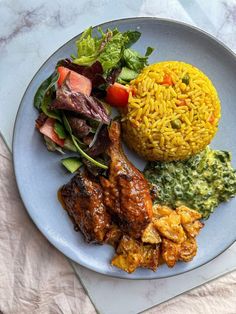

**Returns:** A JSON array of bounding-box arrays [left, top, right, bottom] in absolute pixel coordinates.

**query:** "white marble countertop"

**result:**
[[0, 0, 236, 313], [1, 0, 236, 146]]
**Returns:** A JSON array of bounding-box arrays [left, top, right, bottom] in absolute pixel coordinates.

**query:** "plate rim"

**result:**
[[12, 16, 236, 280]]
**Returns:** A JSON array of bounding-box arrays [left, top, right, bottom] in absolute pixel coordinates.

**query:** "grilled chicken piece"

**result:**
[[60, 171, 110, 243], [100, 121, 153, 238]]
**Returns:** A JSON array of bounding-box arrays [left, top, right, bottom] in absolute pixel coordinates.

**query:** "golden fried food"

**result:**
[[142, 223, 162, 244], [140, 245, 160, 271], [153, 212, 186, 243], [111, 236, 160, 273], [176, 205, 202, 224], [161, 236, 198, 266], [179, 237, 197, 262], [111, 205, 203, 273], [161, 238, 180, 267], [111, 236, 144, 273], [153, 204, 174, 218], [183, 220, 204, 238]]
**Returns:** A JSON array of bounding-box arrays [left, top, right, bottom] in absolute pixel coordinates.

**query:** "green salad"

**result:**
[[144, 147, 236, 218], [33, 26, 154, 174]]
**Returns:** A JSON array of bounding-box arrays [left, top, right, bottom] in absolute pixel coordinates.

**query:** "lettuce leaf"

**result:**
[[98, 32, 126, 71], [34, 71, 61, 121], [123, 48, 149, 72], [74, 27, 101, 65], [54, 122, 66, 139], [73, 27, 147, 74], [68, 26, 154, 84], [123, 30, 141, 48]]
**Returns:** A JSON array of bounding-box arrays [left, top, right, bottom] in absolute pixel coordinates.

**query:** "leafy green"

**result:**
[[34, 76, 52, 110], [61, 157, 82, 173], [123, 31, 141, 48], [62, 114, 108, 169], [123, 48, 149, 72], [62, 114, 72, 134], [71, 135, 108, 169], [117, 67, 138, 83], [34, 72, 61, 121], [98, 32, 126, 71], [34, 72, 59, 110], [145, 46, 154, 56], [54, 122, 66, 139], [74, 27, 101, 65], [41, 91, 61, 121], [73, 27, 153, 77]]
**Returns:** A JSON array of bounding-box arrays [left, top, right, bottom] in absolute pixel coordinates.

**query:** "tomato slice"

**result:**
[[57, 66, 92, 96], [39, 118, 64, 147], [106, 83, 130, 107]]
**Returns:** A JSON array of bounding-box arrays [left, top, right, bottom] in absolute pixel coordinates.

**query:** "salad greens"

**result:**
[[54, 121, 66, 139], [34, 26, 154, 173], [62, 114, 108, 170], [73, 27, 154, 78], [34, 72, 61, 121]]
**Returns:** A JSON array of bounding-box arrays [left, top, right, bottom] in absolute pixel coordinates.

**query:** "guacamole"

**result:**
[[144, 147, 236, 218]]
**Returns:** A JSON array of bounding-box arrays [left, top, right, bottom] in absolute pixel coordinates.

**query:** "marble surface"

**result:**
[[1, 0, 236, 146], [0, 0, 236, 313]]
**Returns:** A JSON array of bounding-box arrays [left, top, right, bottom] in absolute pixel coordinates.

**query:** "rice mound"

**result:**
[[121, 61, 221, 161]]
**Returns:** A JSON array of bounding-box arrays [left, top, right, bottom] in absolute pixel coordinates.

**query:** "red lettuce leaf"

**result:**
[[51, 79, 110, 124]]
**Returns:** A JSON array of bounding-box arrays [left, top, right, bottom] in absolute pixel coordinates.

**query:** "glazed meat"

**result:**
[[60, 171, 110, 243], [100, 121, 153, 238]]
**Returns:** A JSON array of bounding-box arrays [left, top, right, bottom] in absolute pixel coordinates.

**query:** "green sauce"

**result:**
[[144, 147, 236, 219]]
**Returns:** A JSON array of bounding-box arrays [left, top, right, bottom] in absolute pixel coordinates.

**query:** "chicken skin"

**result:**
[[60, 171, 110, 243], [100, 121, 153, 238]]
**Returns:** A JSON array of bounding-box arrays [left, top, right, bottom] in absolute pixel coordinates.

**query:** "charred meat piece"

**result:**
[[100, 121, 153, 239], [60, 171, 110, 243], [66, 114, 91, 138], [51, 79, 110, 124]]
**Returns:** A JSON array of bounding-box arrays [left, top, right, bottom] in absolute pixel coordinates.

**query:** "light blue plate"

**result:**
[[13, 18, 236, 279]]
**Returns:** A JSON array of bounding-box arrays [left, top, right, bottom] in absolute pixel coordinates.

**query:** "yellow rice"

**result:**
[[122, 61, 221, 161]]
